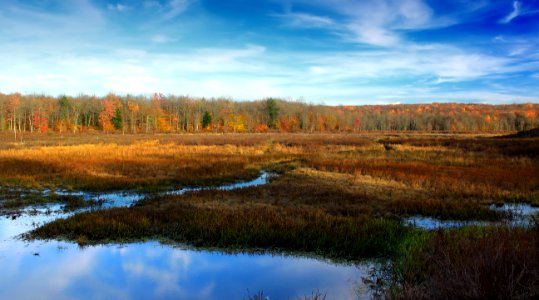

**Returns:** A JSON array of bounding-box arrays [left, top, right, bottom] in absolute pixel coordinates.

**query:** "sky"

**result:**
[[0, 0, 538, 105]]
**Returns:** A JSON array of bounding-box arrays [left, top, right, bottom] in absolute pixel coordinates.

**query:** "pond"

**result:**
[[0, 173, 372, 300], [404, 203, 539, 230]]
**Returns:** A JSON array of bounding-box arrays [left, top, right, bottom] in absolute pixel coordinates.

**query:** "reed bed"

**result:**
[[29, 202, 407, 260], [390, 224, 539, 299]]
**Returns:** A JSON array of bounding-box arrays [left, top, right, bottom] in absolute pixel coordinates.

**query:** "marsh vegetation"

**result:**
[[1, 132, 538, 299]]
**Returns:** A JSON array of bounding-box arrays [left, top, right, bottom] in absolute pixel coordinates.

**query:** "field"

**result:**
[[1, 132, 538, 298]]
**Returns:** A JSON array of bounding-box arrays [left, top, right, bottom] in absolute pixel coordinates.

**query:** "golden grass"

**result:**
[[0, 139, 299, 190], [0, 132, 537, 207]]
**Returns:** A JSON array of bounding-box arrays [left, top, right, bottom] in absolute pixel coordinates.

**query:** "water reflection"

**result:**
[[403, 217, 488, 230], [0, 172, 371, 300], [51, 171, 273, 209], [0, 239, 369, 299], [404, 203, 539, 230]]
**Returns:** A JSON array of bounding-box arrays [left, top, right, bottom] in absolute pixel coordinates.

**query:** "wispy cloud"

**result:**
[[140, 0, 193, 20], [107, 3, 131, 12], [345, 23, 400, 46], [301, 44, 520, 83], [1, 0, 538, 104], [164, 0, 192, 19], [274, 0, 455, 47], [499, 1, 521, 23], [2, 39, 537, 103], [271, 12, 334, 28], [0, 0, 104, 39]]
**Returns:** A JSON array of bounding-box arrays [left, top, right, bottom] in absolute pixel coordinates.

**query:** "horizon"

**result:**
[[1, 0, 539, 105]]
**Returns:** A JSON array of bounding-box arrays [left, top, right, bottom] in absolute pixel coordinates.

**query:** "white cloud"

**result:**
[[499, 1, 539, 25], [4, 39, 539, 104], [108, 3, 131, 12], [274, 0, 457, 47], [296, 45, 517, 84], [1, 0, 538, 104], [346, 23, 400, 46], [499, 1, 521, 24], [0, 0, 104, 43], [164, 0, 191, 19], [0, 44, 274, 98], [271, 12, 334, 28], [1, 40, 538, 103], [509, 46, 528, 56]]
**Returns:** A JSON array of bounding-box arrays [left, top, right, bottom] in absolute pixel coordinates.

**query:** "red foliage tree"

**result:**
[[32, 110, 48, 133]]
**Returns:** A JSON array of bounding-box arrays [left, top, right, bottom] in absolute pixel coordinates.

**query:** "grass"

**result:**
[[0, 188, 100, 213], [28, 200, 408, 260], [0, 140, 278, 191], [19, 132, 538, 238], [388, 223, 539, 299], [1, 132, 537, 201], [3, 132, 539, 297]]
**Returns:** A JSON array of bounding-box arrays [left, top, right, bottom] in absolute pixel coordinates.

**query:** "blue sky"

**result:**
[[0, 0, 538, 104]]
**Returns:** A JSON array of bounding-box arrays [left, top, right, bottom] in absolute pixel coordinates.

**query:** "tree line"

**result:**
[[0, 92, 537, 135]]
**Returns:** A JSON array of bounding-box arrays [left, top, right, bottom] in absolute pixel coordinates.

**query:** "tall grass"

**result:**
[[0, 139, 297, 190], [389, 224, 539, 299], [29, 202, 408, 260]]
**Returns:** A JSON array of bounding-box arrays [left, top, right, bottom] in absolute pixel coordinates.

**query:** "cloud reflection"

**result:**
[[0, 240, 369, 299]]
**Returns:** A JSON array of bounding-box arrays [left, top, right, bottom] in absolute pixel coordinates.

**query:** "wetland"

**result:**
[[1, 132, 538, 299]]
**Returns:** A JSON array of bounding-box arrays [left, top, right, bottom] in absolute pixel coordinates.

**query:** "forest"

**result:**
[[0, 92, 537, 135]]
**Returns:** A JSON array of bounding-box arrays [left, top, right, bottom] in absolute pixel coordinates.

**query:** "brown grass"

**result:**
[[0, 138, 298, 190], [1, 132, 537, 214], [391, 224, 539, 299]]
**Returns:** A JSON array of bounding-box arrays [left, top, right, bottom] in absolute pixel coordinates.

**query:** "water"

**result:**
[[50, 171, 274, 209], [403, 217, 488, 230], [0, 172, 371, 300], [405, 203, 539, 230], [489, 203, 539, 219]]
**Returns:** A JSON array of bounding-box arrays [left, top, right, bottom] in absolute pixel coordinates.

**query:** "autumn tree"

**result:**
[[32, 109, 48, 133], [227, 114, 246, 132], [6, 93, 21, 139], [99, 95, 118, 132], [0, 94, 537, 134], [127, 99, 139, 134]]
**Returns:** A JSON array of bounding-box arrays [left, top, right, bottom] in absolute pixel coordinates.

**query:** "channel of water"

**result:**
[[0, 172, 373, 300]]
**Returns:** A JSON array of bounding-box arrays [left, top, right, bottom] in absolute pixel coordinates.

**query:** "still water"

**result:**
[[0, 173, 372, 300], [404, 203, 539, 230]]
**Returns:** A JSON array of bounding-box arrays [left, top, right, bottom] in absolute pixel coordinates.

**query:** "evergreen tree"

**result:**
[[202, 111, 212, 129], [265, 98, 279, 129], [112, 108, 122, 130]]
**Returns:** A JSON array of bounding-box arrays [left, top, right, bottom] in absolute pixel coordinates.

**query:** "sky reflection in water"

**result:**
[[0, 172, 370, 300], [0, 237, 367, 299]]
